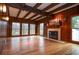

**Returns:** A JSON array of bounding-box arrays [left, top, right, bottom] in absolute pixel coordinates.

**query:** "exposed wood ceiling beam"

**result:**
[[6, 3, 79, 22], [27, 3, 42, 20], [34, 14, 53, 21], [6, 4, 10, 17], [9, 16, 35, 22], [6, 3, 53, 22], [34, 3, 42, 8], [53, 4, 79, 14], [16, 9, 21, 18], [23, 3, 42, 20], [50, 3, 76, 14], [6, 3, 49, 16], [23, 12, 31, 19], [33, 16, 42, 20], [37, 16, 52, 23], [42, 3, 59, 11], [40, 17, 48, 22], [29, 14, 38, 20], [36, 16, 47, 21], [38, 4, 76, 21]]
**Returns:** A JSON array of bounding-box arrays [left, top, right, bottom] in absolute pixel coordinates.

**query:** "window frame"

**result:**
[[72, 15, 79, 42], [22, 23, 29, 35], [12, 22, 20, 36], [39, 23, 44, 36], [30, 24, 36, 35]]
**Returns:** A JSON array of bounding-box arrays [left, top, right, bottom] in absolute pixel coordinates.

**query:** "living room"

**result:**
[[0, 3, 79, 55]]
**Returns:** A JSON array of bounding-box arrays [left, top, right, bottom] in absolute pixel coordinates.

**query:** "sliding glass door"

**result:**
[[72, 16, 79, 41], [12, 23, 20, 36]]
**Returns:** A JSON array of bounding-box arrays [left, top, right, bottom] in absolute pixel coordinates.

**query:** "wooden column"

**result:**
[[20, 22, 22, 36], [44, 23, 47, 37], [28, 23, 30, 36], [7, 21, 12, 37], [35, 23, 39, 35]]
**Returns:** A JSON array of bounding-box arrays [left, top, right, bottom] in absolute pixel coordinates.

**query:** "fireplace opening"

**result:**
[[48, 29, 61, 40], [49, 31, 58, 40]]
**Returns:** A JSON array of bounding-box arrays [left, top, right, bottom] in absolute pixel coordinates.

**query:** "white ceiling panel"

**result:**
[[18, 10, 28, 18], [9, 7, 19, 17], [46, 3, 66, 12], [37, 3, 51, 10], [25, 3, 36, 7], [31, 14, 41, 20], [25, 12, 36, 19]]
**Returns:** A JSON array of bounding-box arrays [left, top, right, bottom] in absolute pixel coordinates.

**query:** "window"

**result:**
[[40, 23, 44, 36], [0, 21, 7, 36], [12, 23, 20, 36], [22, 23, 28, 35], [72, 16, 79, 41], [30, 24, 35, 34]]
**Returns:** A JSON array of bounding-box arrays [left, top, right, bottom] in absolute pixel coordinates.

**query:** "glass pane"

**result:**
[[12, 23, 20, 36], [72, 16, 79, 29], [30, 24, 35, 34], [40, 23, 44, 35], [72, 29, 79, 41], [22, 23, 28, 35], [72, 16, 79, 41], [0, 21, 7, 36]]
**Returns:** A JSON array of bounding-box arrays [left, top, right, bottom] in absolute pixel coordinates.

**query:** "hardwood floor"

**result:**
[[0, 36, 79, 55]]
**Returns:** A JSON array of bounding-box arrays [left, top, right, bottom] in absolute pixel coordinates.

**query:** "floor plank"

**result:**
[[0, 36, 79, 55]]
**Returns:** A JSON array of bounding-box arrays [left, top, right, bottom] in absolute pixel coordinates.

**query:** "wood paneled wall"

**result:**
[[46, 5, 79, 42]]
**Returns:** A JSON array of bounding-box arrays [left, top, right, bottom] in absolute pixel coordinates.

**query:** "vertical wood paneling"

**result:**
[[47, 5, 79, 42]]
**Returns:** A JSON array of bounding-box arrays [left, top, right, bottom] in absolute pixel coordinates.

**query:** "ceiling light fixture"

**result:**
[[0, 4, 7, 13]]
